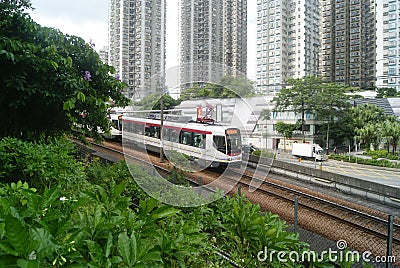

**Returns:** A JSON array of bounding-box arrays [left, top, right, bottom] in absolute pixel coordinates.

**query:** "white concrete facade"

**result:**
[[255, 0, 320, 95], [108, 0, 166, 101], [179, 0, 247, 89], [378, 0, 400, 92]]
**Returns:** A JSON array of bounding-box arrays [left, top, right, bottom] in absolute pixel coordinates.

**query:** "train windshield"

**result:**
[[226, 128, 241, 156], [213, 135, 226, 154], [112, 118, 122, 130]]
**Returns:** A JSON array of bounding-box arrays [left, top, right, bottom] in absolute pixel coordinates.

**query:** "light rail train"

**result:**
[[104, 113, 123, 140], [122, 115, 242, 168]]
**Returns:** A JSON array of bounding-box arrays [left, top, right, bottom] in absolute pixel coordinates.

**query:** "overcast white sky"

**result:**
[[29, 0, 257, 80]]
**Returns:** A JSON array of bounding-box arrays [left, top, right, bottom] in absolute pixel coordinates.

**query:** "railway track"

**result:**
[[204, 167, 400, 264], [237, 168, 400, 243], [74, 140, 399, 265]]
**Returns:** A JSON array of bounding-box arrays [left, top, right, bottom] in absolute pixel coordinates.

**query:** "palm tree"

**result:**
[[356, 124, 379, 150], [378, 116, 400, 154]]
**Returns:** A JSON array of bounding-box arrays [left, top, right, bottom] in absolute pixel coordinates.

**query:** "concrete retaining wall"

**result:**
[[246, 154, 400, 207]]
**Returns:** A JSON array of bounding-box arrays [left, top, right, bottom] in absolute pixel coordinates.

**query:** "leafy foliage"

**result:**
[[272, 76, 349, 144], [275, 122, 298, 151], [252, 150, 276, 158], [134, 93, 180, 111], [0, 137, 85, 191], [375, 87, 399, 98], [329, 154, 400, 169], [0, 1, 129, 140], [179, 75, 256, 101], [0, 138, 357, 267], [272, 76, 322, 142], [363, 150, 399, 160]]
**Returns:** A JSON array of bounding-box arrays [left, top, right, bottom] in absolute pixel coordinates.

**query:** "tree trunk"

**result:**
[[326, 122, 330, 153], [301, 111, 305, 142], [283, 137, 286, 152]]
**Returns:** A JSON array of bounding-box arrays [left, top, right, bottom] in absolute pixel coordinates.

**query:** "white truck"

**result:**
[[292, 143, 327, 161]]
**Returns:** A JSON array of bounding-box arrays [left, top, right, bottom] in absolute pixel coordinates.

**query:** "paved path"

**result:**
[[274, 152, 400, 188]]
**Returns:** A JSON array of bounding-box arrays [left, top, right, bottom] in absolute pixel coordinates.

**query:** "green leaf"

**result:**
[[150, 206, 180, 220], [105, 232, 113, 258], [130, 231, 137, 265], [113, 181, 126, 199], [93, 205, 103, 229], [50, 61, 58, 70], [77, 91, 86, 102], [63, 99, 75, 111], [16, 259, 40, 268], [118, 232, 132, 266], [5, 209, 31, 256], [31, 228, 58, 258], [41, 185, 60, 209], [140, 251, 162, 263], [0, 241, 18, 256], [85, 240, 104, 265]]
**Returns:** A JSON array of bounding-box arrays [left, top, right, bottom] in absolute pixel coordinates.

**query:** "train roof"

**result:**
[[122, 115, 239, 133]]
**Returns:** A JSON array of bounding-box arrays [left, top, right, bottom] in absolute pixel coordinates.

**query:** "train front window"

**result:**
[[226, 129, 241, 155], [213, 135, 226, 154], [112, 120, 119, 130]]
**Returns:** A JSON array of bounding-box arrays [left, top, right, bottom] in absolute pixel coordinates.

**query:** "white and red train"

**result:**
[[122, 115, 242, 168]]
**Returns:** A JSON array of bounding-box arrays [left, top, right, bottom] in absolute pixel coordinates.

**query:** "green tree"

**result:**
[[319, 111, 354, 146], [135, 93, 180, 110], [218, 75, 256, 97], [314, 82, 350, 150], [375, 87, 399, 98], [378, 116, 400, 154], [275, 121, 296, 151], [0, 1, 129, 140], [272, 76, 321, 142], [350, 103, 385, 130], [355, 124, 379, 150], [179, 75, 256, 101]]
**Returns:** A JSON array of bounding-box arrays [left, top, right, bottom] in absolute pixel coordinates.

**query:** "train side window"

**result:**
[[163, 128, 170, 141], [180, 131, 193, 146], [123, 121, 131, 132], [194, 133, 206, 148], [136, 123, 144, 135], [213, 135, 226, 153], [151, 126, 160, 138], [170, 129, 179, 142]]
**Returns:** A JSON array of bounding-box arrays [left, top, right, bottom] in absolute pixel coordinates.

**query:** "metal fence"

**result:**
[[287, 196, 397, 268]]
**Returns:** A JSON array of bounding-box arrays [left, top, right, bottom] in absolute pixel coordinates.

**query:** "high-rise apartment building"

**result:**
[[377, 0, 400, 91], [98, 46, 109, 64], [180, 0, 247, 89], [108, 0, 166, 100], [256, 0, 320, 95], [319, 0, 376, 88]]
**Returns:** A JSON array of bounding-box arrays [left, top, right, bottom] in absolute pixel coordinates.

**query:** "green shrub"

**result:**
[[85, 159, 149, 204], [363, 150, 399, 160], [252, 149, 276, 159], [0, 138, 358, 267], [330, 153, 400, 168], [0, 137, 85, 191]]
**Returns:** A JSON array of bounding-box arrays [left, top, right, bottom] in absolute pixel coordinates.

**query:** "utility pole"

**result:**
[[159, 95, 164, 162]]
